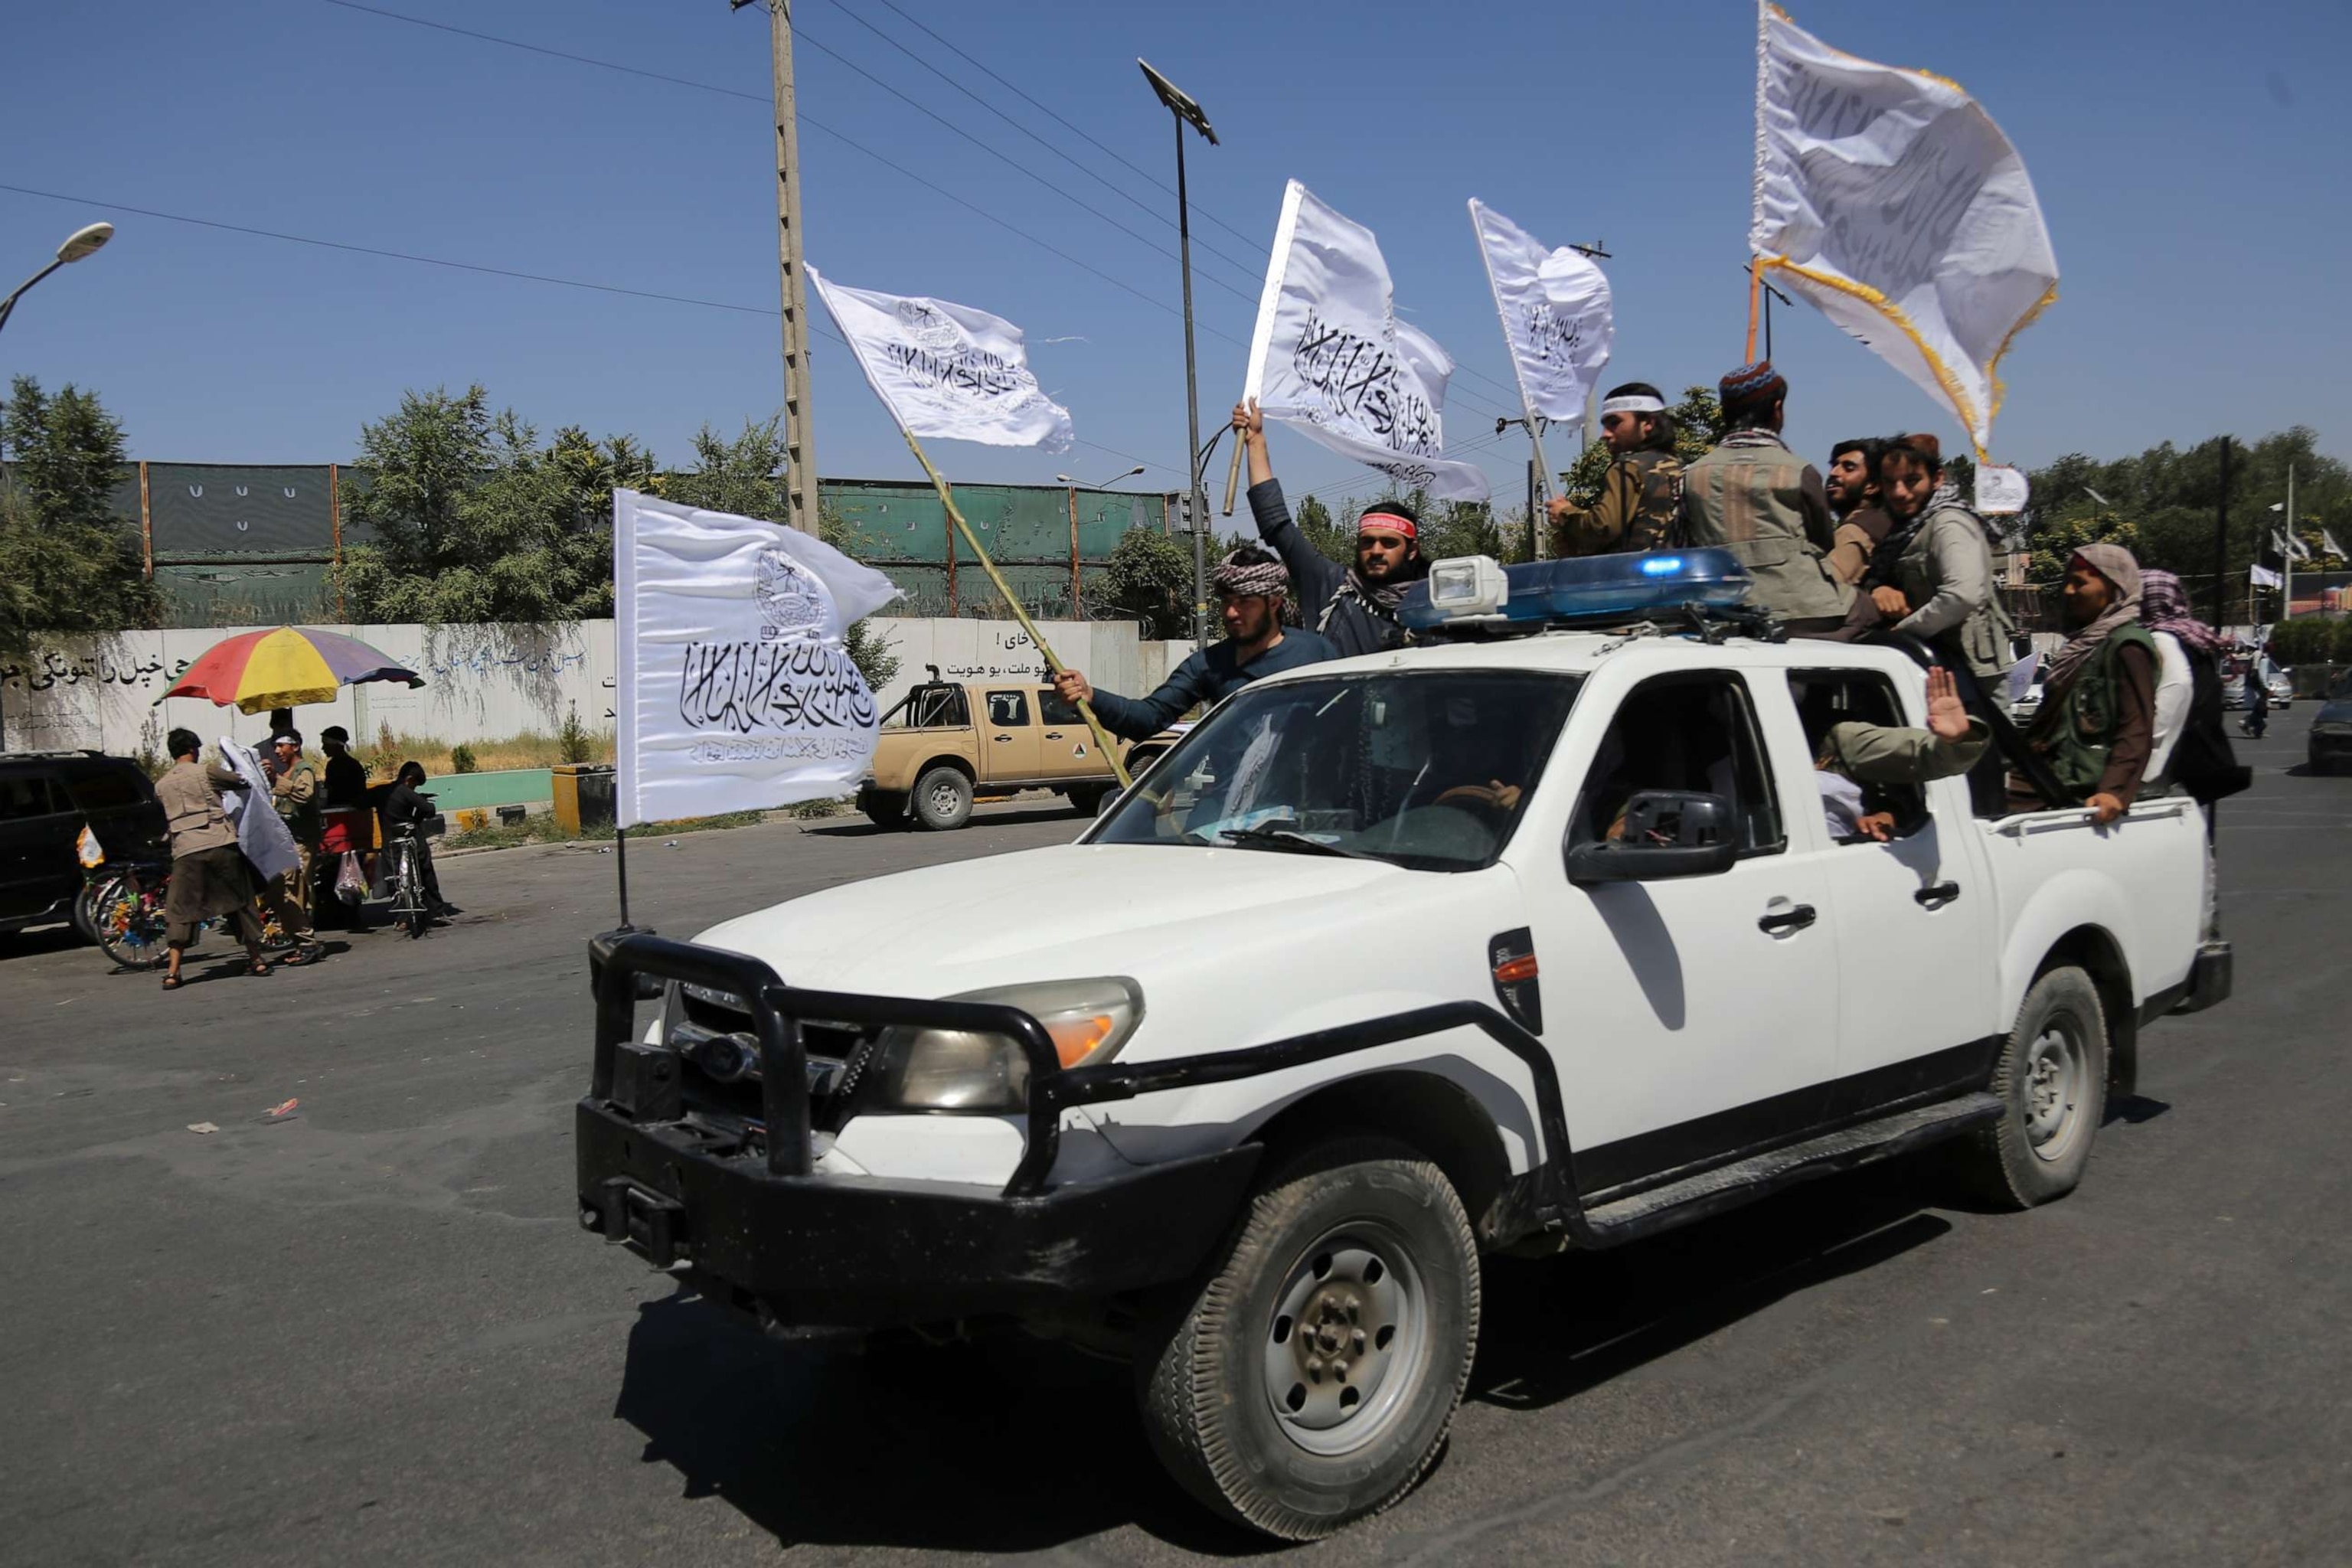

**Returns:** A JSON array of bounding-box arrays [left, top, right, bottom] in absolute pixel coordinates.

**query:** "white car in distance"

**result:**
[[577, 552, 2230, 1540]]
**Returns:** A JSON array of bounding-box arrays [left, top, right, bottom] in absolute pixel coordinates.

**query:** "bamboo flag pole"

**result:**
[[1745, 259, 1764, 364], [899, 427, 1132, 788]]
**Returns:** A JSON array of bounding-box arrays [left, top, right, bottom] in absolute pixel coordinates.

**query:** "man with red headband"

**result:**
[[1232, 399, 1428, 658]]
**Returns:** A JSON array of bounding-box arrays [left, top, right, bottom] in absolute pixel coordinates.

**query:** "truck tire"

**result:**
[[1956, 965, 2109, 1209], [910, 766, 972, 831], [858, 790, 907, 829], [1136, 1139, 1480, 1540], [1067, 784, 1112, 818]]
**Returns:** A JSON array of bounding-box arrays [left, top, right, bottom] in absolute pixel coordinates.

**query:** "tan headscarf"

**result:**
[[2045, 543, 2143, 694]]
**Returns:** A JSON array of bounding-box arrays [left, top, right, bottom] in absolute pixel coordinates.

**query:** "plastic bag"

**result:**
[[335, 851, 368, 904]]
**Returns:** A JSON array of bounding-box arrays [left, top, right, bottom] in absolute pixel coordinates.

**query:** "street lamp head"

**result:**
[[1122, 464, 1145, 479], [57, 223, 113, 264], [1138, 59, 1217, 144], [1054, 474, 1076, 485]]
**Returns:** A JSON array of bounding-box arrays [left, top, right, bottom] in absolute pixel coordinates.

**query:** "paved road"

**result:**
[[2, 720, 2347, 1567]]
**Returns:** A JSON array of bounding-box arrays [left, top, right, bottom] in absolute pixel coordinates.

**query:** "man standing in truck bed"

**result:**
[[1231, 399, 1425, 657], [1054, 546, 1336, 740]]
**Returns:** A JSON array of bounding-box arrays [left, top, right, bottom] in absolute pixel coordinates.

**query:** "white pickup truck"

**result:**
[[577, 560, 2229, 1540]]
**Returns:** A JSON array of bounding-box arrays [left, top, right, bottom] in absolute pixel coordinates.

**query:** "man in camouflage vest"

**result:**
[[1677, 361, 1856, 632], [1545, 381, 1684, 557]]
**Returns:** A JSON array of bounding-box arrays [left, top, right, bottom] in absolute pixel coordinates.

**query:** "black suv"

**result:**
[[0, 752, 168, 934]]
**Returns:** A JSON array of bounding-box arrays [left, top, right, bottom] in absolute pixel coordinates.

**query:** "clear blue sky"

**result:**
[[4, 0, 2346, 516]]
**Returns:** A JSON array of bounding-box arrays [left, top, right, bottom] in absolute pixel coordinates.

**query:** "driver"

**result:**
[[1053, 545, 1338, 740]]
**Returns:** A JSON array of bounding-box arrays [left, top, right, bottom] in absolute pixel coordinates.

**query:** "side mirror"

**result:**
[[1566, 789, 1740, 886]]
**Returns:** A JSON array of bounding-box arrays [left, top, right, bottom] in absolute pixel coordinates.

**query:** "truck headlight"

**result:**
[[871, 978, 1144, 1112]]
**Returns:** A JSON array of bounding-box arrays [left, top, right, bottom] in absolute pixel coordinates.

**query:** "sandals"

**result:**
[[247, 959, 273, 978], [279, 945, 320, 968], [162, 972, 185, 991]]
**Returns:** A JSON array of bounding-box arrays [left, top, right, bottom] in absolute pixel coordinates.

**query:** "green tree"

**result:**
[[1102, 525, 1194, 639], [663, 416, 897, 692], [341, 385, 655, 625], [2023, 508, 2138, 589], [0, 376, 160, 658]]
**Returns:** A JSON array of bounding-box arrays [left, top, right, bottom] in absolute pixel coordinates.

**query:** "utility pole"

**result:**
[[2285, 462, 2297, 619], [739, 0, 818, 534]]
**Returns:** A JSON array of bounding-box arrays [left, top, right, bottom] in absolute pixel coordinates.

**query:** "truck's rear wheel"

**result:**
[[1956, 965, 2109, 1208], [910, 766, 972, 831], [1067, 784, 1112, 817], [1137, 1139, 1479, 1540], [858, 790, 907, 829]]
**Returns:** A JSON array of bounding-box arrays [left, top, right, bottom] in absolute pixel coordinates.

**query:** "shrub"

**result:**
[[449, 743, 479, 774], [557, 703, 594, 765]]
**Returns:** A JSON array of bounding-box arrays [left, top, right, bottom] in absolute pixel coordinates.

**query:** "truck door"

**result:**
[[982, 688, 1043, 782], [1524, 671, 1843, 1194], [1034, 687, 1101, 781], [1780, 666, 1998, 1104]]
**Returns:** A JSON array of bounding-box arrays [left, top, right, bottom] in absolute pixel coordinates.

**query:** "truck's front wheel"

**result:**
[[1138, 1140, 1479, 1540]]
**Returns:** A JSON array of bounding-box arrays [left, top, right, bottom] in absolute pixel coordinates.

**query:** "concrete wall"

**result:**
[[0, 619, 1196, 757]]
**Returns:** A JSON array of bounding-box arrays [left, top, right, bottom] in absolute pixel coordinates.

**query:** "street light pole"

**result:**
[[1140, 60, 1217, 647], [0, 222, 115, 336]]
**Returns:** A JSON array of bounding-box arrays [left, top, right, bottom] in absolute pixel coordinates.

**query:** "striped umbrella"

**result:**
[[159, 626, 424, 714]]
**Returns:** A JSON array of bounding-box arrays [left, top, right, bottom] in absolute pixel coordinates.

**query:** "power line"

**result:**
[[862, 0, 1268, 254], [813, 0, 1269, 286], [791, 20, 1264, 300], [0, 181, 778, 316], [313, 0, 1255, 341]]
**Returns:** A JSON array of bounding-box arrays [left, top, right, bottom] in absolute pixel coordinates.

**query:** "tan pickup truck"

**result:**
[[857, 671, 1181, 831]]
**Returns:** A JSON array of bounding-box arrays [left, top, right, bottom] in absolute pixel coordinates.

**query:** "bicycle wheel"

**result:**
[[393, 844, 428, 938], [95, 871, 171, 970]]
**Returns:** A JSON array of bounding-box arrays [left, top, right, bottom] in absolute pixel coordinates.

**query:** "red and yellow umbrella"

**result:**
[[160, 626, 424, 714]]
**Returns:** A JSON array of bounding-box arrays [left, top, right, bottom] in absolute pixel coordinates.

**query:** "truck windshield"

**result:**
[[1093, 670, 1581, 871]]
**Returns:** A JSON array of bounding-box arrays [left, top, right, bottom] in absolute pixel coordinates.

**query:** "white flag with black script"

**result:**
[[1243, 181, 1490, 503], [613, 489, 903, 828], [1468, 198, 1612, 426], [807, 266, 1073, 453], [1751, 3, 2058, 460]]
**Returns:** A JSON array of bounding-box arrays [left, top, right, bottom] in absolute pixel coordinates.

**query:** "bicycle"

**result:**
[[381, 807, 446, 939], [87, 861, 292, 971]]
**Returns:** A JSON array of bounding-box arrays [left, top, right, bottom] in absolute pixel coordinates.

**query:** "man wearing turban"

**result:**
[[1053, 544, 1339, 740], [1678, 361, 1857, 631]]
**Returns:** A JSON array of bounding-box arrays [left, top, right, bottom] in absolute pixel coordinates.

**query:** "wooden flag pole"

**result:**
[[899, 427, 1132, 789]]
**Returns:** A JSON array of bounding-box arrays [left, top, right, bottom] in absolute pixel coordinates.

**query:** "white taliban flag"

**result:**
[[1750, 3, 2058, 460], [2324, 530, 2347, 560], [2249, 563, 2282, 590], [1243, 181, 1490, 502], [1467, 198, 1613, 425], [806, 265, 1073, 453], [613, 489, 903, 828]]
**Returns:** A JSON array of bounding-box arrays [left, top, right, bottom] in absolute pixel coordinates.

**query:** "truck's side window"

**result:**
[[1037, 689, 1083, 727], [1791, 668, 1929, 838], [1572, 674, 1784, 855], [0, 776, 57, 821], [986, 691, 1031, 728], [883, 686, 969, 730]]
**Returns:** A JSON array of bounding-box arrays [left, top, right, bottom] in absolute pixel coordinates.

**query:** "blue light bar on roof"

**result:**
[[1399, 547, 1753, 630]]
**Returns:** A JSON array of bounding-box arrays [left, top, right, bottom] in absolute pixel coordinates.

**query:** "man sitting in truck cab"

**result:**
[[1802, 665, 1990, 841], [1052, 545, 1338, 740]]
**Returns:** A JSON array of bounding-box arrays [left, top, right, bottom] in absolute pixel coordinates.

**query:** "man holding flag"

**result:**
[[1053, 545, 1335, 740], [1546, 382, 1684, 557], [1230, 398, 1425, 657]]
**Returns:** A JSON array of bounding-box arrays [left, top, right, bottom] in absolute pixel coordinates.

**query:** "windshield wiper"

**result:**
[[1218, 826, 1374, 860]]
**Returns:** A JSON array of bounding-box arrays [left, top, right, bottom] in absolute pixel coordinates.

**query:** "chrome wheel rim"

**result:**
[[1261, 1223, 1429, 1457], [2024, 1015, 2087, 1163], [926, 779, 962, 818]]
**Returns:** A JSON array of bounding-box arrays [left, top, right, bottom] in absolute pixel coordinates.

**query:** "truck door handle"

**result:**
[[1914, 881, 1961, 907], [1757, 904, 1816, 934], [1044, 730, 1064, 739], [993, 734, 1011, 743]]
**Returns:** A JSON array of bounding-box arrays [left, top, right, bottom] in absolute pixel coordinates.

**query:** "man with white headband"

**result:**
[[1547, 381, 1685, 557], [1230, 399, 1428, 658], [1053, 544, 1337, 740]]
